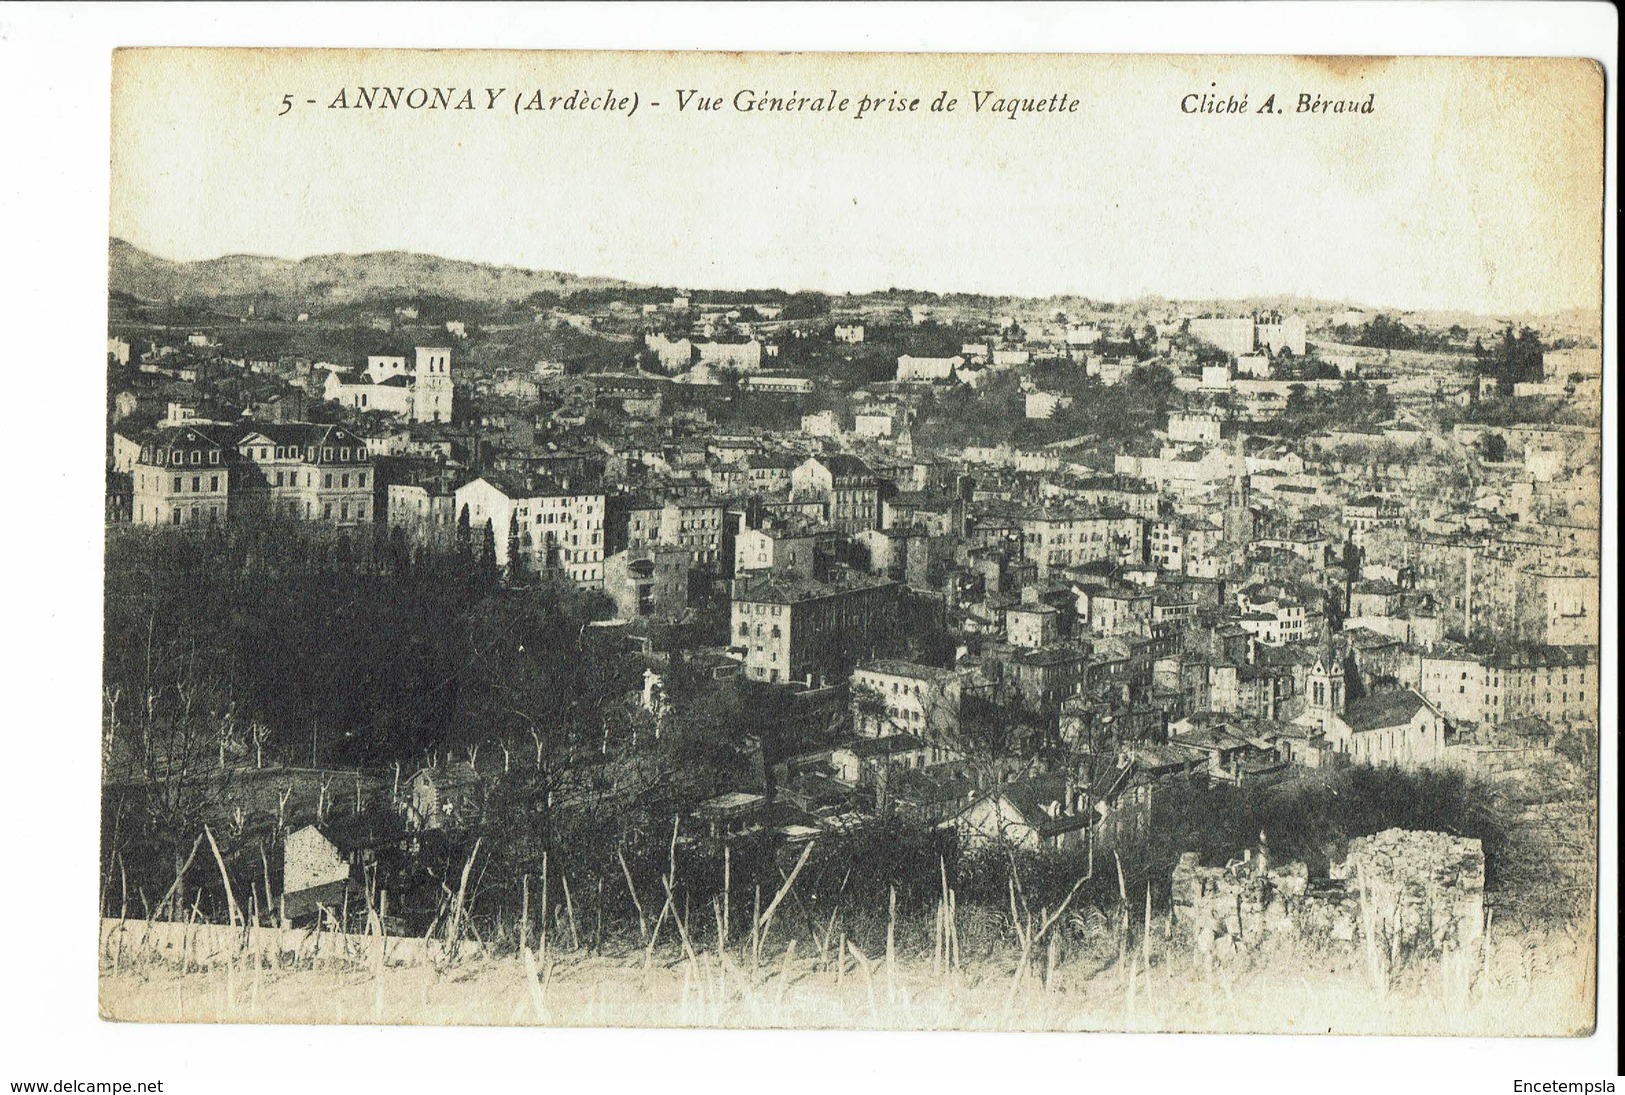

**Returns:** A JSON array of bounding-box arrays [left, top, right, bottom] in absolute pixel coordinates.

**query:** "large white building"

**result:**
[[131, 420, 376, 528], [323, 346, 454, 423], [1187, 317, 1258, 358], [645, 332, 694, 370], [1187, 315, 1307, 359], [695, 339, 763, 372], [850, 659, 964, 766], [1255, 315, 1307, 356], [454, 474, 606, 588], [1166, 412, 1223, 445], [896, 355, 964, 382]]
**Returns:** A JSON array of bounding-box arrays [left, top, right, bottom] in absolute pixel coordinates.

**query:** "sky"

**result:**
[[110, 49, 1605, 315]]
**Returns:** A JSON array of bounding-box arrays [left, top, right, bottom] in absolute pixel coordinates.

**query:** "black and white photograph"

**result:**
[[91, 45, 1606, 1036], [1, 6, 1617, 1092]]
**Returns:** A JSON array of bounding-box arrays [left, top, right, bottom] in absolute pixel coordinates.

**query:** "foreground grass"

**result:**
[[100, 915, 1594, 1036]]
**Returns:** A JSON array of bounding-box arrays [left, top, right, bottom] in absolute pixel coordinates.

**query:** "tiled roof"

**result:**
[[1342, 689, 1431, 732], [733, 574, 894, 605], [854, 659, 959, 683]]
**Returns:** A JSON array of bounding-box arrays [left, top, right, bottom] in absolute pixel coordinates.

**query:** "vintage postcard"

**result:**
[[100, 48, 1603, 1035]]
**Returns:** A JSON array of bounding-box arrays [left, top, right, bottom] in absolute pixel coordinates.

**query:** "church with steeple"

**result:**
[[1292, 650, 1446, 768], [1222, 435, 1254, 546]]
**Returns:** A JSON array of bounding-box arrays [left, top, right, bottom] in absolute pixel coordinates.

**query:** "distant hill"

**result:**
[[108, 238, 641, 306]]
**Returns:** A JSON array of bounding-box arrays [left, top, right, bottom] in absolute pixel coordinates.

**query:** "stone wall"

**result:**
[[1332, 828, 1486, 951], [1171, 828, 1484, 955]]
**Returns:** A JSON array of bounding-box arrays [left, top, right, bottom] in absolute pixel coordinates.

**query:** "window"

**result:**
[[340, 447, 349, 461], [171, 450, 182, 464], [191, 451, 201, 464], [172, 476, 182, 493], [324, 474, 333, 489], [172, 507, 182, 525], [209, 476, 219, 492], [275, 472, 284, 487], [323, 503, 332, 519], [341, 474, 350, 488], [341, 503, 349, 520], [209, 451, 219, 465], [191, 476, 201, 493], [323, 447, 334, 461], [358, 473, 367, 488]]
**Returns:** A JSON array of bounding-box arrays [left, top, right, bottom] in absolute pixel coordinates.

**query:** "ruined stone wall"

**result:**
[[1171, 828, 1484, 954], [1332, 828, 1486, 951]]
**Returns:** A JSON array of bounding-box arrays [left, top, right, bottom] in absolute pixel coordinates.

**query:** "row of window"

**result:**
[[145, 443, 370, 467], [134, 502, 220, 524], [141, 499, 368, 524], [146, 448, 219, 466], [158, 474, 223, 494], [249, 443, 367, 463]]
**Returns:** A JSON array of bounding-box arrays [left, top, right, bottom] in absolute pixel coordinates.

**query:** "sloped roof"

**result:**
[[854, 659, 959, 684], [734, 574, 894, 605], [837, 733, 926, 759], [1342, 689, 1432, 732], [992, 774, 1088, 835], [813, 453, 877, 480]]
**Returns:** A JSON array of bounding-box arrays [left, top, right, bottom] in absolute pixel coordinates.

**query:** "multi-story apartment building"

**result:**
[[1516, 564, 1600, 646], [603, 544, 691, 621], [611, 496, 726, 570], [385, 460, 459, 541], [1417, 645, 1597, 730], [131, 423, 231, 527], [1233, 586, 1315, 647], [231, 422, 376, 524], [454, 474, 606, 588], [743, 452, 799, 493], [1065, 475, 1161, 520], [881, 491, 965, 538], [1016, 504, 1143, 578], [131, 420, 376, 528], [791, 454, 880, 534], [1149, 515, 1223, 574], [733, 519, 833, 580], [730, 575, 902, 686], [1082, 586, 1153, 640], [1201, 661, 1284, 720], [850, 659, 963, 765], [1000, 643, 1090, 715]]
